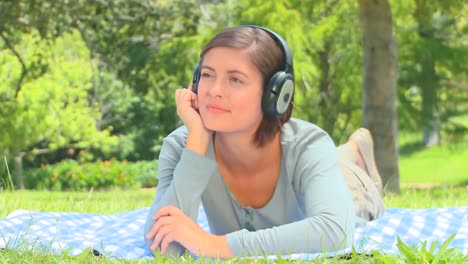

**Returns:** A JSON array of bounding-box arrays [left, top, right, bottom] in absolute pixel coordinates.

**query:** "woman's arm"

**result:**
[[143, 127, 218, 256], [144, 87, 216, 256]]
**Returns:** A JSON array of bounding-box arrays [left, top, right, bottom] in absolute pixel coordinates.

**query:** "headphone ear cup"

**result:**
[[262, 71, 294, 118], [192, 64, 201, 94]]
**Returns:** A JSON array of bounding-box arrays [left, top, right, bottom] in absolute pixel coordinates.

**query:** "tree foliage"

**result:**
[[0, 0, 202, 188], [393, 0, 467, 145], [0, 0, 466, 190], [0, 30, 117, 188], [290, 0, 363, 141]]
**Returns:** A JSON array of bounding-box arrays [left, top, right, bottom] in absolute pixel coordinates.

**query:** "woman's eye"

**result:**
[[201, 72, 213, 78], [230, 77, 243, 84]]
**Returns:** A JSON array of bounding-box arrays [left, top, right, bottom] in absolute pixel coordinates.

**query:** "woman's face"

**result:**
[[197, 46, 264, 135]]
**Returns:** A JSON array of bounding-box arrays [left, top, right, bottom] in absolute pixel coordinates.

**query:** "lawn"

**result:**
[[0, 188, 155, 218], [399, 132, 468, 186]]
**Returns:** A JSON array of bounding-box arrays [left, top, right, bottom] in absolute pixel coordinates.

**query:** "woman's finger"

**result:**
[[187, 81, 194, 92], [160, 231, 176, 254], [193, 96, 199, 110], [146, 214, 173, 239], [151, 224, 172, 251], [154, 206, 182, 220]]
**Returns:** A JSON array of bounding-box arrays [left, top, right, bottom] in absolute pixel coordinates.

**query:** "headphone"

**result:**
[[192, 25, 294, 118]]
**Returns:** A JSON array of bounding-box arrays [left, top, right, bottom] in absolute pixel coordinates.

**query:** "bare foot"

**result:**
[[347, 140, 369, 174], [348, 128, 383, 193]]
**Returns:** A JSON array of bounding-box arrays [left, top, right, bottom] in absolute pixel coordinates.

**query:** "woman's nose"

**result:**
[[208, 79, 224, 97]]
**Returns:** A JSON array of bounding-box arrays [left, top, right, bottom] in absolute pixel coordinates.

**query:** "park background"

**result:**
[[1, 0, 466, 192], [0, 0, 467, 262], [1, 1, 467, 191]]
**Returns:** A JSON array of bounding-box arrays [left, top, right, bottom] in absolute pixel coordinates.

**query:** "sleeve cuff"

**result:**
[[225, 229, 249, 256]]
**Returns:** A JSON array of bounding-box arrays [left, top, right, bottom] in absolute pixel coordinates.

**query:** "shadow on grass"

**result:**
[[455, 180, 468, 187], [399, 142, 426, 157], [400, 139, 468, 157]]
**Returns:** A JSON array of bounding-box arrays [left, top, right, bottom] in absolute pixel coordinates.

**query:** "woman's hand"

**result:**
[[146, 206, 233, 258], [175, 85, 212, 155], [175, 86, 205, 133]]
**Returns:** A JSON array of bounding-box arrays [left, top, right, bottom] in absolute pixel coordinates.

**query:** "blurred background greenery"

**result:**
[[0, 0, 466, 192]]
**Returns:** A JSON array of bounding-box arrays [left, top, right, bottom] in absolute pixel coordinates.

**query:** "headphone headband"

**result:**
[[244, 25, 294, 75]]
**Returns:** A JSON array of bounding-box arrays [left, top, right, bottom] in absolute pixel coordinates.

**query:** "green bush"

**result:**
[[24, 159, 159, 191]]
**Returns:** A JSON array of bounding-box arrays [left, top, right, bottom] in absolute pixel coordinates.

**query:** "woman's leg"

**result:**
[[337, 128, 384, 221]]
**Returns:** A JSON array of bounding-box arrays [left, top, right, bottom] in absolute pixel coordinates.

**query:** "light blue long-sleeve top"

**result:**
[[144, 118, 356, 256]]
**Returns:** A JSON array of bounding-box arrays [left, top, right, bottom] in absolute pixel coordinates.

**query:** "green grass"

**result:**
[[399, 132, 468, 186], [0, 188, 155, 218], [384, 186, 467, 208]]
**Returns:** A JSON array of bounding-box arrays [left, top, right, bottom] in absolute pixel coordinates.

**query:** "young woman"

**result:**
[[144, 25, 384, 258]]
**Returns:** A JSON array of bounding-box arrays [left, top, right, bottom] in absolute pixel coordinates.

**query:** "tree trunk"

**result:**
[[420, 59, 440, 146], [415, 1, 441, 146], [14, 153, 25, 189], [358, 0, 400, 193], [318, 40, 335, 134]]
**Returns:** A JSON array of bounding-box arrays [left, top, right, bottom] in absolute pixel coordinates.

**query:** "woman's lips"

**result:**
[[206, 104, 229, 113]]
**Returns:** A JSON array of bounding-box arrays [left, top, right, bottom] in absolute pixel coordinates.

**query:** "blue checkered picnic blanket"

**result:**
[[0, 207, 467, 260]]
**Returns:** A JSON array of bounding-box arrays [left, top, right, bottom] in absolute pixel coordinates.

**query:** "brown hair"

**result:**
[[200, 26, 294, 147]]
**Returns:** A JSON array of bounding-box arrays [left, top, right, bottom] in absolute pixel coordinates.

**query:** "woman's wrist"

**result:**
[[186, 129, 211, 156], [207, 234, 233, 259]]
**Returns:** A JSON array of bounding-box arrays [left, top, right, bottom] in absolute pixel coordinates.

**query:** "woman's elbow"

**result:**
[[327, 213, 355, 251]]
